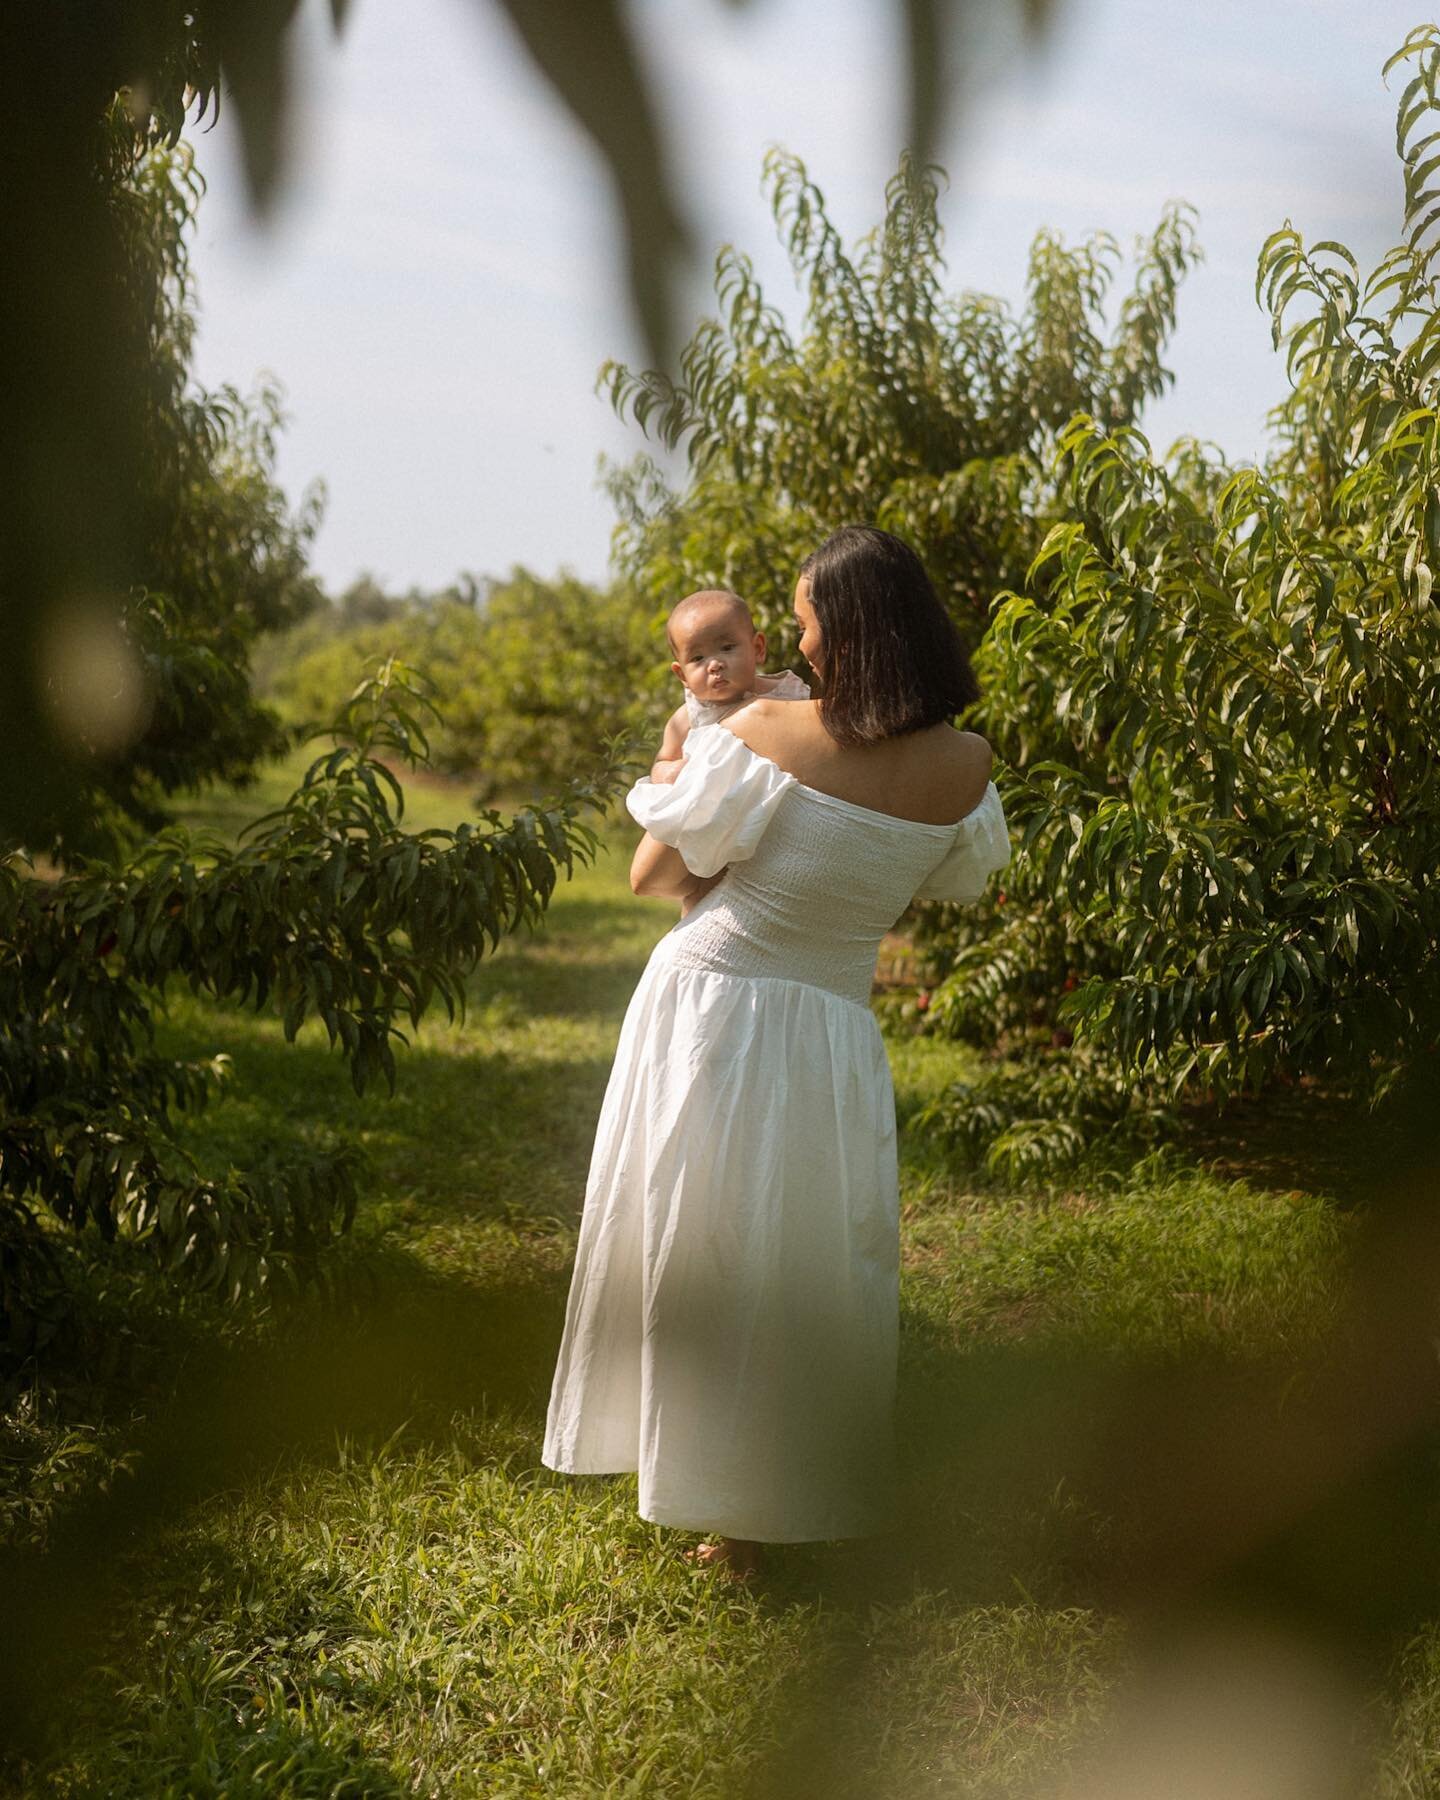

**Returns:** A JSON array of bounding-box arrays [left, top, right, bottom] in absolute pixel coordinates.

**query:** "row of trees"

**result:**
[[600, 30, 1440, 1176]]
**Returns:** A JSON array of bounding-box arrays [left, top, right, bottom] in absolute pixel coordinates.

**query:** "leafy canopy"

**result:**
[[923, 25, 1440, 1175], [1, 135, 634, 1382], [604, 149, 1198, 650]]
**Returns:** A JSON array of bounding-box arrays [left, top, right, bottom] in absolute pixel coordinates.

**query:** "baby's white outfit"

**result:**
[[682, 667, 811, 729]]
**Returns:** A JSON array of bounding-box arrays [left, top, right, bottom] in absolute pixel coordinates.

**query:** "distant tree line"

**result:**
[[255, 568, 656, 802]]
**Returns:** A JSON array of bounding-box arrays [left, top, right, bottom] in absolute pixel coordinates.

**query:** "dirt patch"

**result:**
[[1176, 1078, 1375, 1207]]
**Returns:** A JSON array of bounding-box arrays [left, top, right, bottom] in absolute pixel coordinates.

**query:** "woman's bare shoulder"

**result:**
[[947, 727, 993, 782], [723, 705, 992, 824], [918, 725, 993, 816], [728, 701, 984, 747]]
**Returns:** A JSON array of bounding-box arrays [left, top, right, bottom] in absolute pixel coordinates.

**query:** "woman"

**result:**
[[541, 525, 1009, 1580]]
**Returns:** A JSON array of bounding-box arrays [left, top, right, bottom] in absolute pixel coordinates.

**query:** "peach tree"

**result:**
[[1, 663, 625, 1379], [919, 26, 1440, 1174], [0, 121, 630, 1382], [602, 146, 1199, 661]]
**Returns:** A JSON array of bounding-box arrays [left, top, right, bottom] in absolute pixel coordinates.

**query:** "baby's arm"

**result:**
[[647, 703, 725, 917], [650, 703, 691, 785]]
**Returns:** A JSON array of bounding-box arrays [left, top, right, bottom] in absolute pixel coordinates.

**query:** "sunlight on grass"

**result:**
[[900, 1158, 1348, 1357]]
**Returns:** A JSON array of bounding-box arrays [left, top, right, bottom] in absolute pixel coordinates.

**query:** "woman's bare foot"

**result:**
[[684, 1536, 762, 1581]]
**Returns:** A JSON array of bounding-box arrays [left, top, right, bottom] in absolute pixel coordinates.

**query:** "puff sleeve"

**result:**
[[626, 725, 796, 878], [912, 782, 1011, 904]]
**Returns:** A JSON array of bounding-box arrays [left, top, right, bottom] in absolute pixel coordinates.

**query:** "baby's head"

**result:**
[[667, 589, 765, 706]]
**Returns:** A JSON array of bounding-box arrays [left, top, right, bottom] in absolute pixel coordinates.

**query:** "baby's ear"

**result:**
[[670, 660, 684, 681]]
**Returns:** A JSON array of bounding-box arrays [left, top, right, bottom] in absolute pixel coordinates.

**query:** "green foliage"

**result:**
[[259, 593, 486, 773], [922, 27, 1440, 1175], [60, 124, 324, 859], [1, 649, 633, 1386], [454, 572, 656, 796], [262, 571, 656, 799], [603, 148, 1198, 648], [916, 1048, 1177, 1184], [0, 123, 645, 1379]]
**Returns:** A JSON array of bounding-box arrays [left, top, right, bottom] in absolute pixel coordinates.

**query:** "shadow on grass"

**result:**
[[740, 1310, 1440, 1799], [0, 1237, 573, 1766], [467, 950, 662, 1023], [497, 889, 664, 949], [1176, 1077, 1382, 1211], [154, 986, 627, 1230], [0, 930, 632, 1767], [738, 1071, 1440, 1798], [10, 1153, 1440, 1795]]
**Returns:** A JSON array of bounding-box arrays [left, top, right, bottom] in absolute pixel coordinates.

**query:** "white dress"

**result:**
[[541, 725, 1010, 1542]]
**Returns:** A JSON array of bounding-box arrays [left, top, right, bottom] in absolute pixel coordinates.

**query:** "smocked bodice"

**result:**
[[627, 726, 1010, 1010], [660, 786, 971, 1004]]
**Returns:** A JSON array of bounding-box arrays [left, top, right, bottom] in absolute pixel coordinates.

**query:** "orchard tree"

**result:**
[[1, 658, 627, 1380], [0, 127, 632, 1380], [602, 149, 1199, 656], [441, 571, 654, 796], [262, 571, 654, 799], [919, 26, 1440, 1176]]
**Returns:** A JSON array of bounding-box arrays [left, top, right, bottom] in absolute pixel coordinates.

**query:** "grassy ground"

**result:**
[[3, 752, 1438, 1796]]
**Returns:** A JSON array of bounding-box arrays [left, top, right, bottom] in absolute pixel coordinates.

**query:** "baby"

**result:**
[[649, 588, 810, 785]]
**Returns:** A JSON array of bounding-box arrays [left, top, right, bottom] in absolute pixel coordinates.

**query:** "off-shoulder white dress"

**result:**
[[542, 724, 1009, 1542]]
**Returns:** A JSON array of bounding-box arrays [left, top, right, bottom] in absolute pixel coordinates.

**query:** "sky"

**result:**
[[188, 0, 1428, 597]]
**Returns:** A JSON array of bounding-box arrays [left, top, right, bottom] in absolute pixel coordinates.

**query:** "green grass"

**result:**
[[4, 754, 1438, 1796]]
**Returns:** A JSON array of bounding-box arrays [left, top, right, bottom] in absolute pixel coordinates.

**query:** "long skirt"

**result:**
[[541, 936, 899, 1542]]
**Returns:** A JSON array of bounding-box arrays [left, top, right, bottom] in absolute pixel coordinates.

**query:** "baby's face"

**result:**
[[669, 599, 764, 704]]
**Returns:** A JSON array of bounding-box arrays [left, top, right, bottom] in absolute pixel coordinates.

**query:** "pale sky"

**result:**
[[189, 0, 1426, 596]]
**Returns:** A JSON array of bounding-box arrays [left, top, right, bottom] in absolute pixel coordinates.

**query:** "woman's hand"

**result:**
[[649, 757, 685, 786], [679, 871, 726, 916], [630, 832, 727, 903]]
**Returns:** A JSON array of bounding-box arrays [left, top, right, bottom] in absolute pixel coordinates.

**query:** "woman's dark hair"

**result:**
[[798, 525, 979, 745]]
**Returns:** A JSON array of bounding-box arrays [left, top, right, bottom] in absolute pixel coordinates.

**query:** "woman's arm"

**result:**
[[630, 832, 726, 905]]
